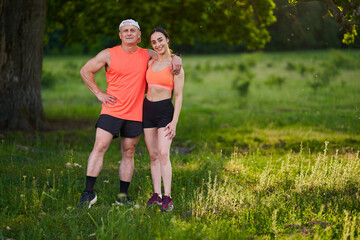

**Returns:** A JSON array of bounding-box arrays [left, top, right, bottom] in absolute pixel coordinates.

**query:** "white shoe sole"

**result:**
[[88, 195, 97, 209], [162, 205, 174, 212]]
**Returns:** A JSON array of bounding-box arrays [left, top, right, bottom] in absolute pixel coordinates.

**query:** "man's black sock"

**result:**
[[84, 176, 97, 192], [120, 180, 130, 194]]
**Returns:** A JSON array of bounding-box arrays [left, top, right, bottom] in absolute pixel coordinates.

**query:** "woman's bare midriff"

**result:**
[[146, 87, 172, 101]]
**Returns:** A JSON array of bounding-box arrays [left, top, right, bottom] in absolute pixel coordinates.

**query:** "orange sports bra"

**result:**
[[146, 61, 174, 91]]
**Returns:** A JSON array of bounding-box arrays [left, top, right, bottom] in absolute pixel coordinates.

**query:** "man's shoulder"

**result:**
[[138, 47, 148, 54], [109, 45, 120, 49], [108, 45, 120, 53], [138, 47, 150, 59]]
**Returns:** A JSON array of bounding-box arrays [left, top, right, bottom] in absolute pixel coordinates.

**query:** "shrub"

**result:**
[[265, 74, 285, 88], [266, 62, 273, 68], [328, 50, 360, 70], [232, 72, 254, 97], [187, 70, 203, 83], [308, 61, 340, 91], [232, 63, 255, 97], [286, 62, 297, 71], [286, 62, 314, 76], [41, 68, 57, 89], [238, 63, 250, 72]]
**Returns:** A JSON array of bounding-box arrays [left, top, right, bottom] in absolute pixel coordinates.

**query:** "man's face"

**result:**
[[119, 25, 141, 44]]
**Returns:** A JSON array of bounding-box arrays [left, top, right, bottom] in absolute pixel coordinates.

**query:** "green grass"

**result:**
[[1, 49, 360, 239]]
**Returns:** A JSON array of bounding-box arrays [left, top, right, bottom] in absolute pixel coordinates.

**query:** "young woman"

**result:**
[[143, 28, 184, 211]]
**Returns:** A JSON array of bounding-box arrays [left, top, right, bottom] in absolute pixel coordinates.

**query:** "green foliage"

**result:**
[[308, 71, 335, 92], [46, 0, 276, 50], [328, 49, 360, 69], [343, 26, 358, 45], [265, 74, 285, 88], [41, 68, 58, 89], [284, 50, 360, 91], [44, 0, 360, 54], [286, 61, 315, 76], [305, 60, 340, 91], [285, 61, 297, 71], [232, 69, 254, 97]]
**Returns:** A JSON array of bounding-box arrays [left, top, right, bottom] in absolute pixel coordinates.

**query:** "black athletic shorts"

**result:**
[[95, 114, 143, 138], [143, 98, 174, 128]]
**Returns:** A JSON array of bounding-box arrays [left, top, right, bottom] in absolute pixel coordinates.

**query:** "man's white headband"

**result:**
[[119, 19, 140, 30]]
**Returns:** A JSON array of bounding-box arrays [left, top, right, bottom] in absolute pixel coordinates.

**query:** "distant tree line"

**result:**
[[44, 0, 276, 55], [44, 0, 359, 55]]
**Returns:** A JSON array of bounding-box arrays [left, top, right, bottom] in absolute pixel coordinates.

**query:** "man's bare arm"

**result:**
[[170, 54, 182, 75], [148, 49, 158, 61], [80, 49, 116, 108]]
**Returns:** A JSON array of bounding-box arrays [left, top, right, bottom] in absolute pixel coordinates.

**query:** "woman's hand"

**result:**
[[165, 121, 177, 140]]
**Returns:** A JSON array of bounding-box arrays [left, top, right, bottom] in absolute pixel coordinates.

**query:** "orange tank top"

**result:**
[[101, 46, 149, 121], [146, 61, 174, 91]]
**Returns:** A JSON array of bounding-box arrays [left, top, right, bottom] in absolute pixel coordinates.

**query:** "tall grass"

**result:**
[[1, 50, 359, 239]]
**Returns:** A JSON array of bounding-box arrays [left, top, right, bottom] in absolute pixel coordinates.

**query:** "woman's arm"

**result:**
[[165, 67, 185, 140], [147, 49, 158, 61], [170, 55, 182, 75]]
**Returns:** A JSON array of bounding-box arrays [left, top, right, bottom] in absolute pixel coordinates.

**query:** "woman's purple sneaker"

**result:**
[[147, 193, 162, 206], [161, 195, 173, 211]]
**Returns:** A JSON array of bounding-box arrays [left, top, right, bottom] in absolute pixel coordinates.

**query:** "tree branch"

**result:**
[[250, 0, 262, 25], [322, 0, 352, 31], [295, 0, 359, 32]]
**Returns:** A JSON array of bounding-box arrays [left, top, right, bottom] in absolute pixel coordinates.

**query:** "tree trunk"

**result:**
[[0, 0, 47, 130]]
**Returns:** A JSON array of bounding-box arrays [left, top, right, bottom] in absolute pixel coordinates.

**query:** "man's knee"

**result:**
[[93, 141, 110, 154], [121, 136, 140, 158], [122, 145, 136, 159]]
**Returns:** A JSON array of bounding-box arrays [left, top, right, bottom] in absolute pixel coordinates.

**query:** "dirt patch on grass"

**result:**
[[44, 119, 95, 131]]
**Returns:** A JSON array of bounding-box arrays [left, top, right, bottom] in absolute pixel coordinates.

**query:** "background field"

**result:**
[[1, 50, 360, 239]]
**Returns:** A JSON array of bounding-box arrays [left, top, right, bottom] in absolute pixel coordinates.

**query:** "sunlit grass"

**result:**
[[0, 49, 359, 239]]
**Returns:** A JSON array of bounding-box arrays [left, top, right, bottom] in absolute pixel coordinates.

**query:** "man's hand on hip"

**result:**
[[96, 92, 117, 108]]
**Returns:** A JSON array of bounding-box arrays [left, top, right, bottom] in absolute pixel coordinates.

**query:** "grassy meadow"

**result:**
[[1, 49, 360, 239]]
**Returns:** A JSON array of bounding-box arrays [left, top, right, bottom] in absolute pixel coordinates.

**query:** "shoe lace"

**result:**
[[162, 196, 171, 205], [81, 190, 97, 200]]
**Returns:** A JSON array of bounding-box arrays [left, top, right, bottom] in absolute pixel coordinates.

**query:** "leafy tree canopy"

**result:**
[[46, 0, 359, 51], [46, 0, 276, 50]]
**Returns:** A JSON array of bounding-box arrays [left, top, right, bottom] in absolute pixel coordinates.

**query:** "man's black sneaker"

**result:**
[[115, 193, 132, 206], [78, 191, 97, 209]]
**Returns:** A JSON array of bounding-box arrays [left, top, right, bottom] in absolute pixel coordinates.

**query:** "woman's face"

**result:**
[[150, 32, 169, 55]]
